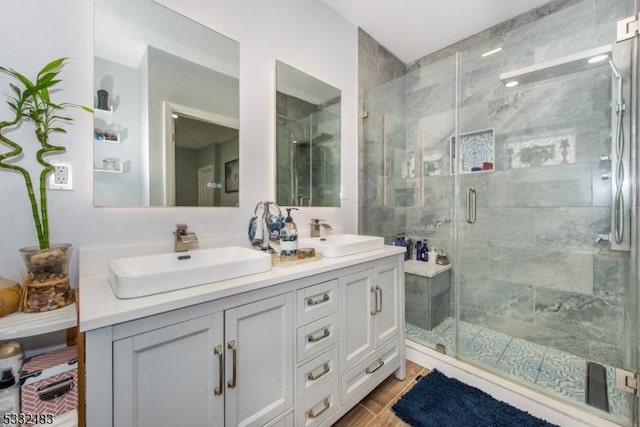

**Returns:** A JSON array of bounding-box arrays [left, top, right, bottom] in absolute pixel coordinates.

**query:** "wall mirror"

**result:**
[[276, 61, 341, 207], [94, 0, 240, 207]]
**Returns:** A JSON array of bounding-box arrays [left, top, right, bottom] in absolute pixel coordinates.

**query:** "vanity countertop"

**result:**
[[79, 245, 404, 332]]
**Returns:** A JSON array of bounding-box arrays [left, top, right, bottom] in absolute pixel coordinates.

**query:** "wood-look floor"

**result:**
[[333, 361, 429, 427]]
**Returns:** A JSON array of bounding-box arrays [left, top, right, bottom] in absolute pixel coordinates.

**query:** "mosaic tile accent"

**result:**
[[507, 133, 576, 169], [451, 128, 494, 174]]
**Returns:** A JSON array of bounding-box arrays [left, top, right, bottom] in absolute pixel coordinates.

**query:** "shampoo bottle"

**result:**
[[280, 208, 299, 256], [415, 241, 423, 261], [422, 239, 429, 262]]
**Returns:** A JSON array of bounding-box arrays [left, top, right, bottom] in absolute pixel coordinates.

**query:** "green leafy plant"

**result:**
[[0, 58, 91, 250]]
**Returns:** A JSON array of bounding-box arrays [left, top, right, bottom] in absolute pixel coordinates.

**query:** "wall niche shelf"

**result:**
[[94, 134, 121, 144], [94, 160, 130, 174], [94, 106, 113, 118]]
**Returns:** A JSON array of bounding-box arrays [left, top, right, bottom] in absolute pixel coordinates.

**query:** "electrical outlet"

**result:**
[[48, 161, 73, 190]]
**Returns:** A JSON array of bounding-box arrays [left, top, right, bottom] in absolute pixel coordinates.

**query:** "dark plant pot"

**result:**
[[19, 244, 74, 313]]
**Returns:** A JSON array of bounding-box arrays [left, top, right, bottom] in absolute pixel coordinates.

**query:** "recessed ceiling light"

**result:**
[[481, 47, 502, 57], [505, 81, 519, 88], [171, 113, 179, 119], [588, 54, 609, 64]]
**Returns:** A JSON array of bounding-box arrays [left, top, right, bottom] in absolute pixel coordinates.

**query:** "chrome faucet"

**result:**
[[174, 224, 199, 252], [310, 218, 332, 238]]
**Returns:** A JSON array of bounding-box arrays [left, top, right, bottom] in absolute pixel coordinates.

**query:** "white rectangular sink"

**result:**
[[298, 234, 385, 258], [108, 247, 272, 299]]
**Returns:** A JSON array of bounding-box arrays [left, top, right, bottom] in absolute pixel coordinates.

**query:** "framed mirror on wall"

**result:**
[[275, 61, 341, 207], [94, 0, 240, 207]]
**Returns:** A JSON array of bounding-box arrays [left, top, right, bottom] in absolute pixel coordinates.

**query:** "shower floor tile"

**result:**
[[495, 337, 545, 384], [405, 319, 632, 421], [460, 328, 511, 370], [536, 350, 586, 403]]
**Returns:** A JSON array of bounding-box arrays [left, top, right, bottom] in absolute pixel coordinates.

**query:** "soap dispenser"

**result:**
[[0, 368, 19, 424], [280, 208, 299, 256]]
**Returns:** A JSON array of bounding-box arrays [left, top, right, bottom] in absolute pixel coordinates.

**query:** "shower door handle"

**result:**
[[466, 187, 477, 224]]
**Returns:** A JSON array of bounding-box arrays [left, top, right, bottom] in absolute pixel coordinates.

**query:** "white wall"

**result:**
[[0, 0, 358, 284]]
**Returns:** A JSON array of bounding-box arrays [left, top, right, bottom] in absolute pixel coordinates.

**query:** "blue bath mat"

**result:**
[[392, 370, 558, 427]]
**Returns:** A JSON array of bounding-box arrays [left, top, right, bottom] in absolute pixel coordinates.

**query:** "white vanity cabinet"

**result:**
[[339, 258, 402, 405], [81, 246, 404, 427], [92, 293, 293, 427], [113, 312, 224, 426]]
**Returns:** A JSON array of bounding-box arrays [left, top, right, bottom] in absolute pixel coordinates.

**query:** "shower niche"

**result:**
[[449, 128, 495, 174]]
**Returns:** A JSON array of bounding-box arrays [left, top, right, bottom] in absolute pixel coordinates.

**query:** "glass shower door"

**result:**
[[455, 1, 637, 424]]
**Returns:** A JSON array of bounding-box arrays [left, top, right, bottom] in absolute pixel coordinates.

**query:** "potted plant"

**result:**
[[0, 58, 90, 312]]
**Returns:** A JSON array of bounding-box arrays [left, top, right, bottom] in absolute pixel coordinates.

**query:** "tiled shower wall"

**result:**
[[358, 29, 407, 237], [359, 0, 634, 367], [276, 92, 341, 207]]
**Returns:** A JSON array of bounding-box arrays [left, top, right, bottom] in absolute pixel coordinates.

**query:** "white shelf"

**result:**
[[94, 134, 120, 144], [94, 168, 124, 174], [94, 160, 130, 174], [94, 107, 113, 118], [0, 303, 77, 340]]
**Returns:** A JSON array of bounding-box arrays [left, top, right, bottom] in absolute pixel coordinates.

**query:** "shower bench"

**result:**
[[405, 260, 452, 331]]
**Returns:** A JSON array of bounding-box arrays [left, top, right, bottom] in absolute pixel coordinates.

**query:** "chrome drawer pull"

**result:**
[[307, 398, 330, 419], [365, 358, 384, 374], [375, 285, 382, 313], [307, 293, 330, 306], [307, 363, 330, 381], [307, 328, 330, 343], [214, 344, 223, 395], [227, 340, 237, 388], [370, 287, 377, 315]]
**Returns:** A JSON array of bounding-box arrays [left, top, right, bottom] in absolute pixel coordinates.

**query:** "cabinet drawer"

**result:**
[[295, 380, 339, 427], [297, 346, 339, 402], [341, 339, 401, 405], [265, 411, 294, 427], [296, 280, 338, 326], [297, 313, 339, 362]]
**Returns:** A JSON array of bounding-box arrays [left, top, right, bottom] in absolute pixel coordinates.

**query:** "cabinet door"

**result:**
[[339, 268, 374, 372], [224, 293, 294, 427], [373, 260, 401, 348], [113, 313, 224, 427]]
